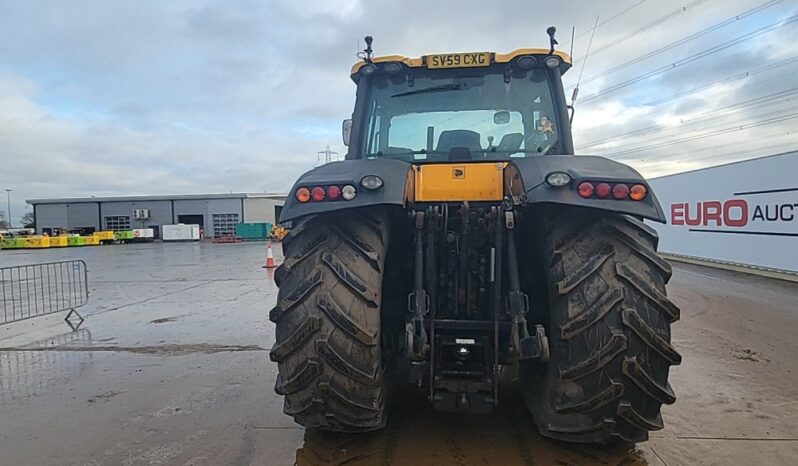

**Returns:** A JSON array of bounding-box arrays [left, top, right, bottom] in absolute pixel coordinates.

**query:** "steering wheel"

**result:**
[[526, 130, 557, 155]]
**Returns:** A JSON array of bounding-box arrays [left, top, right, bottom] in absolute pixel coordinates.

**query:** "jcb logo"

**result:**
[[452, 167, 465, 179]]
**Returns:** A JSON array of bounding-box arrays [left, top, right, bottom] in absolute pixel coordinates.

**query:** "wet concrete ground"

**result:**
[[1, 242, 797, 465]]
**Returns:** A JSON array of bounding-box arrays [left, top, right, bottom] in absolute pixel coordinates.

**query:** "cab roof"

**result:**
[[350, 48, 572, 77]]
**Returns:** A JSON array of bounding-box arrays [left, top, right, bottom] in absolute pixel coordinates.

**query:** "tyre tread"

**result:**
[[525, 211, 681, 444], [271, 210, 388, 432]]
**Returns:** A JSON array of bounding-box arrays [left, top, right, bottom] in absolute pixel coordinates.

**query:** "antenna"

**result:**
[[569, 26, 575, 58], [570, 16, 599, 123]]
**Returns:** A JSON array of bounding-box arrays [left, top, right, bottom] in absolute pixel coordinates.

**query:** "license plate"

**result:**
[[427, 52, 491, 69]]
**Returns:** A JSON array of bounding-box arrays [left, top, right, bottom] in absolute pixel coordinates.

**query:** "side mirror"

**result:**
[[342, 119, 352, 146], [493, 111, 510, 125]]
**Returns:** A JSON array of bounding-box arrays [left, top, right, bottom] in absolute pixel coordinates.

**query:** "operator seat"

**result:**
[[497, 133, 524, 152], [436, 130, 482, 161]]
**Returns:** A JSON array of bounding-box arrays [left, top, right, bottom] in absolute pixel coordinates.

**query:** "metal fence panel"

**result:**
[[0, 260, 89, 325]]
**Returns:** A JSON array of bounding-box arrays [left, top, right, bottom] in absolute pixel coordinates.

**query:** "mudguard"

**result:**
[[506, 155, 666, 222], [280, 158, 412, 223]]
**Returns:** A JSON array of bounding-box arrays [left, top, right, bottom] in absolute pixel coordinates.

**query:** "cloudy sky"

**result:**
[[1, 0, 797, 224]]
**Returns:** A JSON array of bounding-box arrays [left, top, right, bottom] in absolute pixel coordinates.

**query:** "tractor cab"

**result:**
[[345, 45, 574, 164]]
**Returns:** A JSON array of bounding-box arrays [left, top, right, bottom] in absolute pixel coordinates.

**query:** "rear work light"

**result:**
[[361, 175, 384, 190], [546, 171, 571, 187]]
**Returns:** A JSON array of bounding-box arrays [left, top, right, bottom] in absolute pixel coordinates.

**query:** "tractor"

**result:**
[[269, 29, 681, 444]]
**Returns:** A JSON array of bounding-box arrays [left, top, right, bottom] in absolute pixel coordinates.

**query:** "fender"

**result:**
[[506, 155, 666, 222], [280, 158, 412, 223]]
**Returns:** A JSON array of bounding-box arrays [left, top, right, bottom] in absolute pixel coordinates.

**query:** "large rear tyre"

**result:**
[[524, 210, 681, 443], [269, 210, 389, 432]]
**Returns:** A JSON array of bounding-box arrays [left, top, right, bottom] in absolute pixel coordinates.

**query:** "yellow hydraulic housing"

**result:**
[[413, 162, 506, 202]]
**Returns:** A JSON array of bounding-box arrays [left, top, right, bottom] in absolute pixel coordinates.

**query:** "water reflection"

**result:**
[[0, 328, 94, 404], [294, 386, 652, 466]]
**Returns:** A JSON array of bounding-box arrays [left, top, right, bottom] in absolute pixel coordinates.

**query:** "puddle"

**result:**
[[290, 385, 656, 466], [0, 328, 95, 404]]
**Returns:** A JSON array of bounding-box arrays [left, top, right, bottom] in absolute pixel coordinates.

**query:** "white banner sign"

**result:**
[[647, 152, 798, 272]]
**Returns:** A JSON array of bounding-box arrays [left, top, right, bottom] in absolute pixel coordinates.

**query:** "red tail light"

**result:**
[[612, 184, 629, 199], [595, 183, 611, 199], [577, 180, 647, 201], [311, 186, 326, 202], [326, 185, 341, 200], [577, 182, 594, 198]]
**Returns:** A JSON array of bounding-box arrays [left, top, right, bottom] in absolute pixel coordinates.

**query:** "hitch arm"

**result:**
[[407, 211, 429, 361]]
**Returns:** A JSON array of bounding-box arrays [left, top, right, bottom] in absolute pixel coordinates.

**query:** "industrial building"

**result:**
[[26, 193, 286, 239]]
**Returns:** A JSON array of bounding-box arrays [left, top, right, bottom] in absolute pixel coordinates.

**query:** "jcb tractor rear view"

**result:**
[[269, 29, 681, 444]]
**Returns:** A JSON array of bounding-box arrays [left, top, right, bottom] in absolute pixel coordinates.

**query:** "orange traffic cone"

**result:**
[[263, 241, 277, 269]]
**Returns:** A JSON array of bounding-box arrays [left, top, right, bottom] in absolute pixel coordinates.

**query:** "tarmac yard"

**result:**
[[1, 243, 797, 466]]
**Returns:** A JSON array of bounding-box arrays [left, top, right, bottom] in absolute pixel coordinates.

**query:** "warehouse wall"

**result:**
[[173, 198, 243, 236], [648, 151, 798, 272], [243, 198, 283, 224], [66, 203, 100, 231], [32, 195, 286, 238], [101, 200, 172, 235], [35, 204, 68, 234]]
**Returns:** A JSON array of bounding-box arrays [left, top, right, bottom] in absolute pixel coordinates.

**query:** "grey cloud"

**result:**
[[0, 0, 796, 224]]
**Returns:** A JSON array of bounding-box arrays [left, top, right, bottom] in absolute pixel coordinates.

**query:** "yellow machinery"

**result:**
[[269, 32, 680, 444], [49, 236, 68, 247], [23, 236, 50, 248], [93, 231, 116, 244], [83, 235, 100, 246], [269, 224, 288, 242]]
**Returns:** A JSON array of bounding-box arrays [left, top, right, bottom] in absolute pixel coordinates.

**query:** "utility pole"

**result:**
[[317, 145, 340, 165], [4, 189, 11, 229]]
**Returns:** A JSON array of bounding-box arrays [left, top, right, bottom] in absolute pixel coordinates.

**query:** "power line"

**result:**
[[562, 0, 648, 48], [578, 14, 798, 103], [620, 136, 798, 174], [576, 86, 798, 150], [631, 131, 796, 161], [605, 111, 798, 157], [589, 105, 798, 154], [571, 0, 711, 63], [573, 0, 783, 89], [571, 16, 600, 108], [598, 105, 798, 153], [638, 56, 798, 107]]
